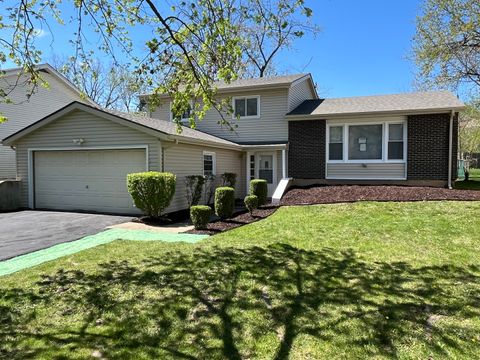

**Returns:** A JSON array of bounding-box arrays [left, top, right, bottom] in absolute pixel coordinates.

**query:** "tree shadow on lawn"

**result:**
[[1, 245, 479, 359]]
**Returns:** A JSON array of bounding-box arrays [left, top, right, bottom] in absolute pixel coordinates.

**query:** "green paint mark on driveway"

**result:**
[[0, 228, 207, 277]]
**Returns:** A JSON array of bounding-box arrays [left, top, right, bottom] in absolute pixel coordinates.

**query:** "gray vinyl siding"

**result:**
[[326, 163, 406, 179], [14, 109, 161, 208], [150, 89, 290, 143], [0, 71, 83, 178], [288, 78, 315, 112], [163, 143, 244, 212]]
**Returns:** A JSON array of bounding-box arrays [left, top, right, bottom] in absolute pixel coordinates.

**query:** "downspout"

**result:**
[[448, 110, 454, 189]]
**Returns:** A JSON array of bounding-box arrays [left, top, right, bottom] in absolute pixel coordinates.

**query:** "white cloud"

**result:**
[[33, 29, 49, 38]]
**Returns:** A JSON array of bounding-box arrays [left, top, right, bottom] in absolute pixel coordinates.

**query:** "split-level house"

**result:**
[[1, 71, 465, 215]]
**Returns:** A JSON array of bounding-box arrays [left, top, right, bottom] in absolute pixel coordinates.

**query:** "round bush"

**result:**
[[190, 205, 212, 230], [249, 179, 268, 205], [127, 172, 176, 218], [244, 195, 258, 215], [215, 187, 235, 219]]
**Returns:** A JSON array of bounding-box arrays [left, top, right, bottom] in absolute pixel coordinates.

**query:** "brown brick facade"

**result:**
[[288, 120, 326, 179], [407, 113, 458, 181]]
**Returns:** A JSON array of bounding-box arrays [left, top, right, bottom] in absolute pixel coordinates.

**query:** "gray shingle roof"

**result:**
[[90, 104, 240, 147], [140, 74, 310, 98], [287, 91, 465, 116], [214, 73, 309, 90]]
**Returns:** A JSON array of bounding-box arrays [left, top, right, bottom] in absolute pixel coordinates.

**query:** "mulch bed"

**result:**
[[187, 205, 278, 235], [281, 185, 480, 206]]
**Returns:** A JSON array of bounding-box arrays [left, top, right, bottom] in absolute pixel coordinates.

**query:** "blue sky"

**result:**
[[3, 0, 423, 99], [283, 0, 422, 98]]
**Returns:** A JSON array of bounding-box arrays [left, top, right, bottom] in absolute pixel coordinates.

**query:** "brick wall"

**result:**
[[288, 120, 326, 178], [407, 113, 458, 181]]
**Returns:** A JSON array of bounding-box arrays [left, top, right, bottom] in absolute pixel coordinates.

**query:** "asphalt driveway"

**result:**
[[0, 210, 133, 261]]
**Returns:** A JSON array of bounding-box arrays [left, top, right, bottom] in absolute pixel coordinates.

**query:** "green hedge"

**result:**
[[190, 205, 212, 230], [244, 195, 258, 215], [249, 179, 268, 205], [215, 187, 235, 219], [127, 172, 176, 218]]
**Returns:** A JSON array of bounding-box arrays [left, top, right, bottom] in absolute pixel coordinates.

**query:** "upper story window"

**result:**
[[170, 102, 191, 123], [327, 120, 406, 163], [233, 96, 260, 118]]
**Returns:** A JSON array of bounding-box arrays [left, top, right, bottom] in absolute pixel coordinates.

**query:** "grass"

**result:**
[[455, 167, 480, 190], [1, 201, 480, 359]]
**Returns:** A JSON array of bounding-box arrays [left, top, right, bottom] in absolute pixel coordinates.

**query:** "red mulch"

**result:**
[[187, 205, 278, 235], [281, 185, 480, 206]]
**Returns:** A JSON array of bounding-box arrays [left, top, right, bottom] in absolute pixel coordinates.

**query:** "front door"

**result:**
[[257, 153, 276, 197]]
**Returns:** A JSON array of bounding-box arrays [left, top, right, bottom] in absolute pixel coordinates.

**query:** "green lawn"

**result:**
[[456, 168, 480, 190], [1, 202, 480, 359]]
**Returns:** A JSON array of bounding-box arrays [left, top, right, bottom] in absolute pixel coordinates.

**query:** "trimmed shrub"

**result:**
[[190, 205, 212, 230], [249, 179, 268, 205], [185, 175, 205, 207], [127, 172, 176, 218], [244, 195, 258, 215], [214, 186, 235, 219], [221, 172, 237, 188]]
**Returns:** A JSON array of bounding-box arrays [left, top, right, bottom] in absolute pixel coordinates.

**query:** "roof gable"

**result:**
[[2, 101, 241, 149]]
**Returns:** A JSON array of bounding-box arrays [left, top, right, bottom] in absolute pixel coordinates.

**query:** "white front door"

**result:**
[[257, 152, 277, 197]]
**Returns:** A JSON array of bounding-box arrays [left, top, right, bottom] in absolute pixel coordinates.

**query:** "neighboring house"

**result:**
[[2, 70, 465, 215], [0, 64, 90, 179]]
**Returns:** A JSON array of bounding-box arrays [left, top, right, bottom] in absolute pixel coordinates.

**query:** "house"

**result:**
[[1, 70, 465, 215], [0, 64, 91, 179]]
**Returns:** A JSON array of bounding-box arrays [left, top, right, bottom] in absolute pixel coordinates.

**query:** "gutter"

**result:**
[[448, 110, 454, 189]]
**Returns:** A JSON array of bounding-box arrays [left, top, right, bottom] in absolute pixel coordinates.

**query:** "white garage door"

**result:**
[[34, 149, 146, 214]]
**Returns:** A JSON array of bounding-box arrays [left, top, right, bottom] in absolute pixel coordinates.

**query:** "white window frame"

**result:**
[[170, 101, 193, 124], [385, 122, 407, 162], [203, 151, 216, 176], [326, 120, 407, 164], [232, 95, 261, 119]]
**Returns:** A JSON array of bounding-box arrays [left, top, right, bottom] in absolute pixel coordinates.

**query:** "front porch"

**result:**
[[243, 143, 288, 198]]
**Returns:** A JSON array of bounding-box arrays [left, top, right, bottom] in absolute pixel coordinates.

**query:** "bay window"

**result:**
[[327, 121, 406, 163]]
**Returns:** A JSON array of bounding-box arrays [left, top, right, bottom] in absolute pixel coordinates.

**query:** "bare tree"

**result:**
[[51, 55, 145, 112], [239, 0, 320, 77]]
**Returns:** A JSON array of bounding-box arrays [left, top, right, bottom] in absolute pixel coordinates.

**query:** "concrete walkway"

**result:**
[[109, 221, 194, 233], [0, 228, 208, 277]]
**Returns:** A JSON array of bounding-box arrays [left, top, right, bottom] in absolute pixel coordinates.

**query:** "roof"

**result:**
[[287, 91, 466, 117], [2, 101, 241, 149], [1, 63, 95, 105], [140, 73, 313, 98], [94, 104, 240, 147]]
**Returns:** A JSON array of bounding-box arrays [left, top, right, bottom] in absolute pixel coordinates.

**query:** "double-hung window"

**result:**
[[233, 96, 260, 118], [328, 126, 343, 161], [387, 123, 404, 160], [203, 151, 216, 176], [327, 121, 406, 162]]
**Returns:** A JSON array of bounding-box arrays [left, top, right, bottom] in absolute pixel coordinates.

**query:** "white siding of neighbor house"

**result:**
[[325, 115, 407, 180], [150, 88, 290, 143], [14, 109, 161, 208], [0, 71, 84, 178], [163, 143, 245, 212], [326, 163, 406, 180], [288, 77, 316, 112]]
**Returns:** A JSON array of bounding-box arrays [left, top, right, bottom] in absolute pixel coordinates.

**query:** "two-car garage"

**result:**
[[32, 148, 147, 214]]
